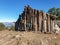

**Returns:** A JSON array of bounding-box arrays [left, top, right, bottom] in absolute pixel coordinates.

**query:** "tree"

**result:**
[[48, 7, 57, 15], [56, 8, 60, 20], [0, 23, 6, 31], [48, 8, 60, 20]]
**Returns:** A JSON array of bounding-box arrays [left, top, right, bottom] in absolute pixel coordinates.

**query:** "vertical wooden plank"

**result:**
[[15, 22, 17, 31], [50, 18, 54, 33], [50, 15, 55, 33], [54, 17, 56, 27], [37, 10, 39, 31], [50, 20, 52, 32], [47, 14, 51, 33], [32, 9, 35, 31], [39, 12, 43, 32], [43, 13, 47, 33], [51, 20, 54, 32], [30, 15, 32, 31], [41, 12, 44, 32], [24, 11, 27, 31], [34, 9, 37, 32]]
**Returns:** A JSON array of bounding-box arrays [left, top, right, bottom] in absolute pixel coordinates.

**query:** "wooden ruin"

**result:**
[[15, 5, 56, 33]]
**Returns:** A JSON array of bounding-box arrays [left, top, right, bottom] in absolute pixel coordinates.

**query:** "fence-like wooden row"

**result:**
[[15, 5, 56, 33]]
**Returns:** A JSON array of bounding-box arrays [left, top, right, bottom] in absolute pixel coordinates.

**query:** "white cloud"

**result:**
[[0, 19, 16, 22]]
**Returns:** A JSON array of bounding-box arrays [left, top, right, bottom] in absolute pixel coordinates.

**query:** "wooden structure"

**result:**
[[15, 5, 56, 33]]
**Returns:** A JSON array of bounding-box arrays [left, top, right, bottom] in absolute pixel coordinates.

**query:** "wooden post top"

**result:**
[[16, 5, 57, 23]]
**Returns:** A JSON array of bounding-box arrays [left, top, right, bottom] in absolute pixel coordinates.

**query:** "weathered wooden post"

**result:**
[[34, 9, 37, 32], [40, 12, 44, 32], [50, 20, 52, 33], [52, 20, 55, 32], [24, 13, 27, 31], [31, 9, 35, 31], [47, 14, 51, 33], [24, 7, 27, 31], [15, 22, 18, 31], [50, 15, 54, 33], [38, 12, 43, 32], [54, 16, 56, 27], [30, 14, 33, 31], [37, 10, 39, 31], [43, 13, 47, 33]]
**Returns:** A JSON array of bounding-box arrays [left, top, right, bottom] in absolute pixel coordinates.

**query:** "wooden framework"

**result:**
[[15, 5, 56, 33]]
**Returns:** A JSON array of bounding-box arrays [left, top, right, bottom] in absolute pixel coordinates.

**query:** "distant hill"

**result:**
[[2, 22, 15, 28]]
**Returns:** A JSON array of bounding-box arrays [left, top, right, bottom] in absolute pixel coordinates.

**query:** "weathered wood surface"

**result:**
[[15, 5, 56, 33]]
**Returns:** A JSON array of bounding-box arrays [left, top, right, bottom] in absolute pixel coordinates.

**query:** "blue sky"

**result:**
[[0, 0, 60, 22]]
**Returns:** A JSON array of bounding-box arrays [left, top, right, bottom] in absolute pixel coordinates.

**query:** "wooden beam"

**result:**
[[34, 10, 37, 32], [47, 14, 51, 33], [38, 12, 43, 32], [43, 13, 47, 33], [24, 11, 27, 31]]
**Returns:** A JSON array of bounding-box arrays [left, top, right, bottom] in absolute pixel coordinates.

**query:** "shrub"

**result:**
[[0, 23, 6, 31], [9, 25, 15, 31]]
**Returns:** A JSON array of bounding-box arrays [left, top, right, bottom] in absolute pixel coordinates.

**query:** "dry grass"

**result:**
[[0, 30, 60, 45]]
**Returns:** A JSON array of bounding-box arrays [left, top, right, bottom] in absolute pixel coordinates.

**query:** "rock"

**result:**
[[54, 24, 60, 34]]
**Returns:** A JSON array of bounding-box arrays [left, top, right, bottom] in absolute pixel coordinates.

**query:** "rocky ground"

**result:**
[[0, 30, 60, 45]]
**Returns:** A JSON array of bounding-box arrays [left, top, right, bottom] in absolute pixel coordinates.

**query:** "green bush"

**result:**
[[48, 8, 60, 20], [9, 25, 15, 31], [0, 23, 6, 31]]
